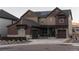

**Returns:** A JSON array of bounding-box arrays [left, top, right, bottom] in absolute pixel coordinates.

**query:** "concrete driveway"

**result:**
[[28, 39, 66, 45]]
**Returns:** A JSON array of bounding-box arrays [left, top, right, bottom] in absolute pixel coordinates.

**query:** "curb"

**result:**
[[0, 42, 79, 48]]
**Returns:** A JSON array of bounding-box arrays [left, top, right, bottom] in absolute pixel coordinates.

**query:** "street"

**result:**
[[0, 39, 79, 51], [0, 44, 78, 51]]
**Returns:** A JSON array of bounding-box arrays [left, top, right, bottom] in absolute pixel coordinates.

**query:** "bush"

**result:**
[[0, 37, 27, 41]]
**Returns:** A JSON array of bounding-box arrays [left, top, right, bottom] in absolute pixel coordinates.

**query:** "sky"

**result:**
[[0, 7, 79, 22]]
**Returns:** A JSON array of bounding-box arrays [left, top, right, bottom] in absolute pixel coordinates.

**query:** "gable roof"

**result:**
[[21, 7, 73, 19], [7, 18, 40, 27], [35, 8, 72, 19], [34, 11, 51, 17], [18, 19, 40, 27], [0, 9, 19, 21], [8, 7, 73, 27], [20, 10, 36, 19], [63, 9, 73, 19], [46, 7, 63, 17]]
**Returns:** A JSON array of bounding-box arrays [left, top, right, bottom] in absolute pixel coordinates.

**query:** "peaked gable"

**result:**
[[20, 7, 72, 19], [47, 7, 66, 17], [20, 10, 37, 19]]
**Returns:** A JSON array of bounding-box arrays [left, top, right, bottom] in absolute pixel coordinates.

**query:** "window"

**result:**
[[59, 18, 64, 23], [39, 17, 46, 24], [40, 28, 47, 36], [57, 13, 66, 24], [76, 29, 79, 31], [72, 29, 75, 32], [49, 18, 53, 22]]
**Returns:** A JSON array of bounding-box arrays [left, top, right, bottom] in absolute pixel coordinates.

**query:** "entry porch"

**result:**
[[31, 25, 67, 39]]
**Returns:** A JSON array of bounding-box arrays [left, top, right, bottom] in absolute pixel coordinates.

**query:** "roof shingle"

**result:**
[[0, 9, 19, 21], [34, 10, 72, 18]]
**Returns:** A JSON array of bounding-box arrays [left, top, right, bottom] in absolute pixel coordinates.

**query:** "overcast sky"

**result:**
[[0, 7, 79, 22]]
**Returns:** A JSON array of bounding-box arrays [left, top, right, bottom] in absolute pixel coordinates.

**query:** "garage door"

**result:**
[[57, 30, 66, 38]]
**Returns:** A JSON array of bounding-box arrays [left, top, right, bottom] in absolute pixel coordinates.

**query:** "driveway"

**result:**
[[28, 39, 66, 45]]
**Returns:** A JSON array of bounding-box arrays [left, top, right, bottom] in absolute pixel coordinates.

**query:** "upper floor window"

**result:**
[[76, 29, 79, 31], [38, 17, 46, 23], [59, 18, 64, 23], [57, 14, 66, 24], [72, 29, 75, 32]]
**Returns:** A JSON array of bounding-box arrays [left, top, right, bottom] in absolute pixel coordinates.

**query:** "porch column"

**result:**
[[18, 28, 26, 37], [17, 25, 26, 37]]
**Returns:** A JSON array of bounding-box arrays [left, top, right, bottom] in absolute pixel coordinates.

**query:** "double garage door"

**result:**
[[57, 30, 66, 38]]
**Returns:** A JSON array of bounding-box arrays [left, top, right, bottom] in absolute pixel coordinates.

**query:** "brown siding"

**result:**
[[8, 13, 34, 35], [8, 23, 32, 35], [56, 16, 68, 26], [23, 17, 38, 22], [22, 11, 38, 23], [48, 9, 61, 17], [8, 24, 17, 35], [47, 9, 68, 26], [8, 22, 20, 35]]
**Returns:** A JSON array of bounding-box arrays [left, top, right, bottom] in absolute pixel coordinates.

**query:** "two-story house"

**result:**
[[72, 21, 79, 37], [7, 7, 73, 39]]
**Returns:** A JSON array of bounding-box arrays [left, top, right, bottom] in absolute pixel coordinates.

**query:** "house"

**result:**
[[72, 21, 79, 37], [0, 9, 19, 37], [7, 7, 73, 39]]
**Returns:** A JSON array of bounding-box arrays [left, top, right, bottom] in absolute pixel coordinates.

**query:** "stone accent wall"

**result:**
[[8, 22, 32, 37]]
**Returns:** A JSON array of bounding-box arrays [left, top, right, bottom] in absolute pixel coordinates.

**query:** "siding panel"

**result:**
[[0, 18, 12, 36]]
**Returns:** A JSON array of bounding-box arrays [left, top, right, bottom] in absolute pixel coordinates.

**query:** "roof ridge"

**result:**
[[34, 10, 51, 12]]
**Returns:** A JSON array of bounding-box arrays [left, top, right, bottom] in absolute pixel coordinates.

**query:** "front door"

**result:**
[[49, 28, 55, 37]]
